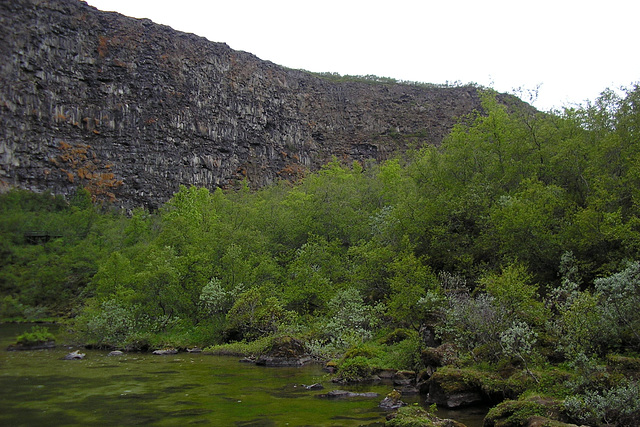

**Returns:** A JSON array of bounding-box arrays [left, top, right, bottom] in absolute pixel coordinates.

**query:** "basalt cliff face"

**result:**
[[1, 0, 484, 209]]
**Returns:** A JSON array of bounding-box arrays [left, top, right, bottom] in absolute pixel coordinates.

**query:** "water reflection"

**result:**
[[1, 324, 486, 426]]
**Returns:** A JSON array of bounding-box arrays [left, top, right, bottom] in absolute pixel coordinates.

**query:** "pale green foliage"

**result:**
[[437, 291, 507, 358], [553, 290, 608, 358], [199, 278, 240, 316], [594, 261, 640, 349], [500, 320, 537, 357], [76, 298, 139, 348], [564, 380, 640, 427], [307, 287, 383, 357], [225, 287, 295, 340], [500, 320, 539, 381], [326, 288, 381, 346]]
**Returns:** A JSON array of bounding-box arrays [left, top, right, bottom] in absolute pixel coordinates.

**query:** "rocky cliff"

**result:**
[[1, 0, 485, 209]]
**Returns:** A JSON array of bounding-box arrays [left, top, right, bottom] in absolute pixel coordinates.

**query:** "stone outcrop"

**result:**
[[255, 336, 310, 366], [1, 0, 486, 209]]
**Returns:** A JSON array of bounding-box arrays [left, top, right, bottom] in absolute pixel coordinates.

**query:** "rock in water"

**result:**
[[63, 350, 85, 360], [318, 390, 379, 399], [152, 348, 178, 355], [302, 383, 324, 390], [379, 389, 407, 410]]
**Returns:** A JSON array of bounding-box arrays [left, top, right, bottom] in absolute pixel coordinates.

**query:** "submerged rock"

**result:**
[[317, 390, 379, 399], [6, 341, 56, 351], [108, 350, 124, 356], [152, 348, 178, 355]]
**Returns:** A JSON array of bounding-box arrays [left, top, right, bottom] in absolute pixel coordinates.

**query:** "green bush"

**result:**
[[204, 336, 273, 356], [564, 381, 640, 427], [16, 326, 55, 345], [385, 405, 437, 427], [338, 356, 373, 382]]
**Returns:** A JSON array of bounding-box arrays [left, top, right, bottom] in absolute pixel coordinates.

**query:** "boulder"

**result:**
[[483, 396, 578, 427], [108, 350, 124, 356], [63, 350, 85, 360], [421, 343, 457, 368], [426, 368, 484, 408], [255, 336, 310, 367], [386, 406, 468, 427], [393, 370, 416, 387], [379, 389, 407, 410]]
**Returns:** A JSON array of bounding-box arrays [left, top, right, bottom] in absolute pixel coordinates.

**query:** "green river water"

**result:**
[[0, 324, 486, 426]]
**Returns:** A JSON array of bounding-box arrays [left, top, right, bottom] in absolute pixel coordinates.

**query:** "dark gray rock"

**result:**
[[379, 396, 407, 410], [0, 0, 488, 209], [6, 341, 56, 351]]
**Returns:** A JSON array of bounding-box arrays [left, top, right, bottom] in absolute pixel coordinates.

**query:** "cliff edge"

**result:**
[[1, 0, 484, 208]]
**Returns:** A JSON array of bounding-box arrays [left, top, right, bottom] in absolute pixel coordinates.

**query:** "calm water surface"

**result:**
[[0, 324, 485, 426]]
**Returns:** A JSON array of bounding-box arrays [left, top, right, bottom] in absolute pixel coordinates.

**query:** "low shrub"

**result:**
[[385, 404, 438, 427], [16, 326, 55, 345], [338, 356, 373, 382], [563, 380, 640, 427], [204, 336, 273, 356]]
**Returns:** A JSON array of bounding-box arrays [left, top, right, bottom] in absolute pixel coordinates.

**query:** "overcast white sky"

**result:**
[[85, 0, 638, 111]]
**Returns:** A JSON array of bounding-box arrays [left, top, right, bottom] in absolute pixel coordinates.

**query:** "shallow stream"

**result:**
[[0, 324, 486, 426]]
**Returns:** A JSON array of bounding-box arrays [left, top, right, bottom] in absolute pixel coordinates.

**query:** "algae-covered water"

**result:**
[[0, 324, 485, 426]]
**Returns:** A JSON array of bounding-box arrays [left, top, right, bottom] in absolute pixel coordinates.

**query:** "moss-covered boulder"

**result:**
[[426, 366, 527, 408], [385, 405, 467, 427], [426, 367, 488, 408], [483, 396, 578, 427], [255, 336, 310, 366], [606, 354, 640, 379], [421, 343, 457, 367]]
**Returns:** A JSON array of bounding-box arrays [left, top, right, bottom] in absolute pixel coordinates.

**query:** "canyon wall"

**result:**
[[1, 0, 484, 208]]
